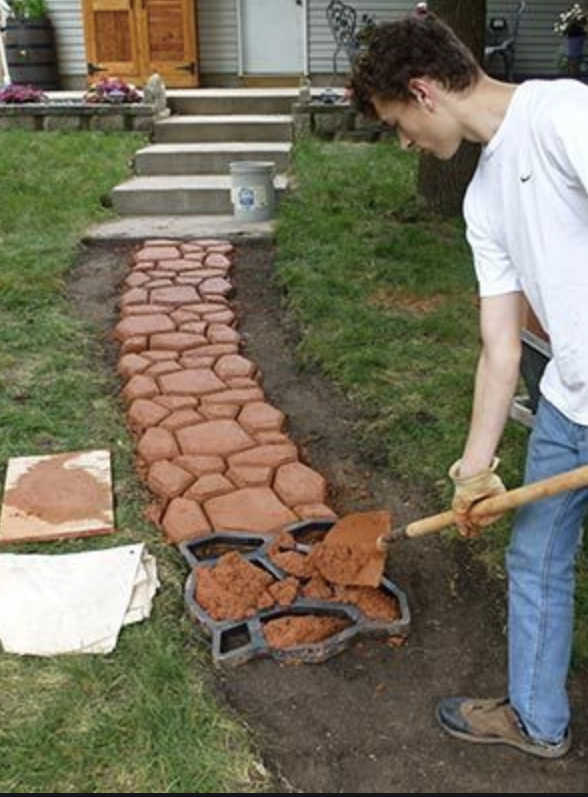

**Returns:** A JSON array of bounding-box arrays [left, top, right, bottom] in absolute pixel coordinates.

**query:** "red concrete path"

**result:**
[[117, 239, 336, 543]]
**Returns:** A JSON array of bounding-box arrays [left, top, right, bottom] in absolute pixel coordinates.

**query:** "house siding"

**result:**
[[41, 0, 579, 86], [310, 0, 572, 79], [198, 0, 238, 75], [46, 0, 86, 88]]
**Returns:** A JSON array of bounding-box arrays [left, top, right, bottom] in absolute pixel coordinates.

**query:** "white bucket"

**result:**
[[230, 161, 276, 223]]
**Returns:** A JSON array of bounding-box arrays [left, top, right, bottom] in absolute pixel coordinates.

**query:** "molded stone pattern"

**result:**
[[118, 240, 336, 543]]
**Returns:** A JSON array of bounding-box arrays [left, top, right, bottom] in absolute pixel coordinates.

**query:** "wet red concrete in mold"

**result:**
[[263, 615, 352, 650], [193, 513, 399, 647]]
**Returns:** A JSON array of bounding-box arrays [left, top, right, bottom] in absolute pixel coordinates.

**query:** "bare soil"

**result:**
[[71, 241, 588, 794]]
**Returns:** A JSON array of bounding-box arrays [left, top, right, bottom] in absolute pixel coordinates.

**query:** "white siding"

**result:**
[[310, 0, 579, 78], [46, 0, 86, 87], [42, 0, 583, 85], [198, 0, 239, 74], [309, 0, 406, 74], [488, 1, 573, 77]]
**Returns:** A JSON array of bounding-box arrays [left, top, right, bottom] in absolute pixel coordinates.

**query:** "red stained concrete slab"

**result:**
[[150, 332, 208, 352], [137, 427, 180, 465], [274, 462, 328, 507], [121, 336, 148, 355], [176, 419, 255, 457], [226, 465, 273, 488], [120, 287, 148, 306], [118, 353, 150, 379], [115, 313, 176, 342], [144, 361, 184, 378], [159, 368, 226, 396], [228, 443, 298, 470], [294, 503, 338, 521], [159, 408, 204, 431], [207, 324, 241, 344], [200, 387, 265, 405], [205, 487, 297, 534], [162, 497, 212, 543], [204, 252, 232, 268], [128, 398, 170, 430], [123, 374, 159, 403], [174, 454, 226, 477], [135, 246, 180, 261], [239, 402, 285, 435], [214, 354, 257, 380], [199, 403, 240, 420], [184, 473, 234, 502], [148, 460, 195, 499], [150, 285, 200, 305], [153, 395, 198, 411]]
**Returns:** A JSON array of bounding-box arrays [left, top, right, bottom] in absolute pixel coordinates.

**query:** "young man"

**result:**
[[351, 13, 588, 759]]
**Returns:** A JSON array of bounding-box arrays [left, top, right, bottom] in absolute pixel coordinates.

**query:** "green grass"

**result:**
[[275, 136, 588, 661], [0, 131, 267, 793]]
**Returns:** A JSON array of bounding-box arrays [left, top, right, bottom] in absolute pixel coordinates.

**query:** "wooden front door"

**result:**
[[82, 0, 199, 88]]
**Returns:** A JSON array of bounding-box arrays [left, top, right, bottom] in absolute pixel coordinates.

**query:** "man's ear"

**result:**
[[408, 77, 434, 110]]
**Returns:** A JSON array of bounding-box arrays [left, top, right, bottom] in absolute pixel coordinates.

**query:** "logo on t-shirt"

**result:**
[[519, 173, 533, 183]]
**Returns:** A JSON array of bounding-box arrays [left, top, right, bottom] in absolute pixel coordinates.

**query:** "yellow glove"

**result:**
[[449, 457, 506, 537]]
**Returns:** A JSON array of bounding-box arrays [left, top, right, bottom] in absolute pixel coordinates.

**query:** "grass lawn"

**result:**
[[0, 131, 267, 793], [0, 129, 586, 793], [275, 136, 588, 664]]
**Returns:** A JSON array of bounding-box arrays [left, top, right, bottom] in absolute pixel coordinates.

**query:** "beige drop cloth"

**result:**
[[0, 544, 159, 655]]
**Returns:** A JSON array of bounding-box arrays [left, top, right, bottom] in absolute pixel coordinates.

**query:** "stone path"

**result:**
[[116, 239, 336, 543]]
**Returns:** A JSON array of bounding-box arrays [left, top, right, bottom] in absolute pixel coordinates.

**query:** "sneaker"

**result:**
[[436, 697, 572, 759]]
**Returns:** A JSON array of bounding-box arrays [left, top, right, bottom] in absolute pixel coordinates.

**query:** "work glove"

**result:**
[[449, 457, 506, 537]]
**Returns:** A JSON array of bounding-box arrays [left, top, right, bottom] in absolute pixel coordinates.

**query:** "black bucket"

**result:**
[[5, 18, 59, 90]]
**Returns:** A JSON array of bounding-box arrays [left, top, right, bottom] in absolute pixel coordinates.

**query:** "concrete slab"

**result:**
[[84, 215, 276, 244], [0, 450, 115, 544]]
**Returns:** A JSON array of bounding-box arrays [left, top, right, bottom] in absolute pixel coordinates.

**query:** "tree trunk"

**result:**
[[417, 0, 487, 216]]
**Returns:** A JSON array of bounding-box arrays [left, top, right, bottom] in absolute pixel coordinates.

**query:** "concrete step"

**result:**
[[85, 214, 276, 244], [111, 174, 288, 216], [155, 114, 293, 143], [166, 88, 299, 116], [134, 142, 291, 176]]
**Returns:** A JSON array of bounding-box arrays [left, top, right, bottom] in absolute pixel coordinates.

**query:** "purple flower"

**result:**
[[83, 77, 142, 105], [0, 83, 48, 104]]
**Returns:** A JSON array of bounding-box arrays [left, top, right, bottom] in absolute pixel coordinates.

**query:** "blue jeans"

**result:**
[[507, 397, 588, 743]]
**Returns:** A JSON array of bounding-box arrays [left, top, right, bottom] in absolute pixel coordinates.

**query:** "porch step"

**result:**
[[154, 114, 293, 143], [134, 142, 291, 176], [166, 88, 299, 116], [111, 174, 288, 216]]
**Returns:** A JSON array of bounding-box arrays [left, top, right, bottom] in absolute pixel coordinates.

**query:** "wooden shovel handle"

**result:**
[[403, 463, 588, 539]]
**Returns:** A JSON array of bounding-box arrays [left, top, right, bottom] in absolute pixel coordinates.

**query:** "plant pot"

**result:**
[[564, 33, 586, 60], [4, 17, 59, 90]]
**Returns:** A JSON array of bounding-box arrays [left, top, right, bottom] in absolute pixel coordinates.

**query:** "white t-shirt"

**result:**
[[464, 79, 588, 424]]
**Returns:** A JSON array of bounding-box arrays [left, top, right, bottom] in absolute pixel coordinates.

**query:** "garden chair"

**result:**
[[326, 0, 360, 75], [484, 0, 526, 82]]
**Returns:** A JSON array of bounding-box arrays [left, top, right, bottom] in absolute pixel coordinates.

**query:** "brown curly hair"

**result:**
[[351, 13, 481, 117]]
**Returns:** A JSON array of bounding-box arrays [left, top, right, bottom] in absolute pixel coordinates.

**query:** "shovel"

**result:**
[[376, 463, 588, 555], [320, 464, 588, 589]]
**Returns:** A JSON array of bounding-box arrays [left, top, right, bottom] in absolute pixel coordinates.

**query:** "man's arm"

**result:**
[[451, 292, 523, 534], [460, 291, 523, 476]]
